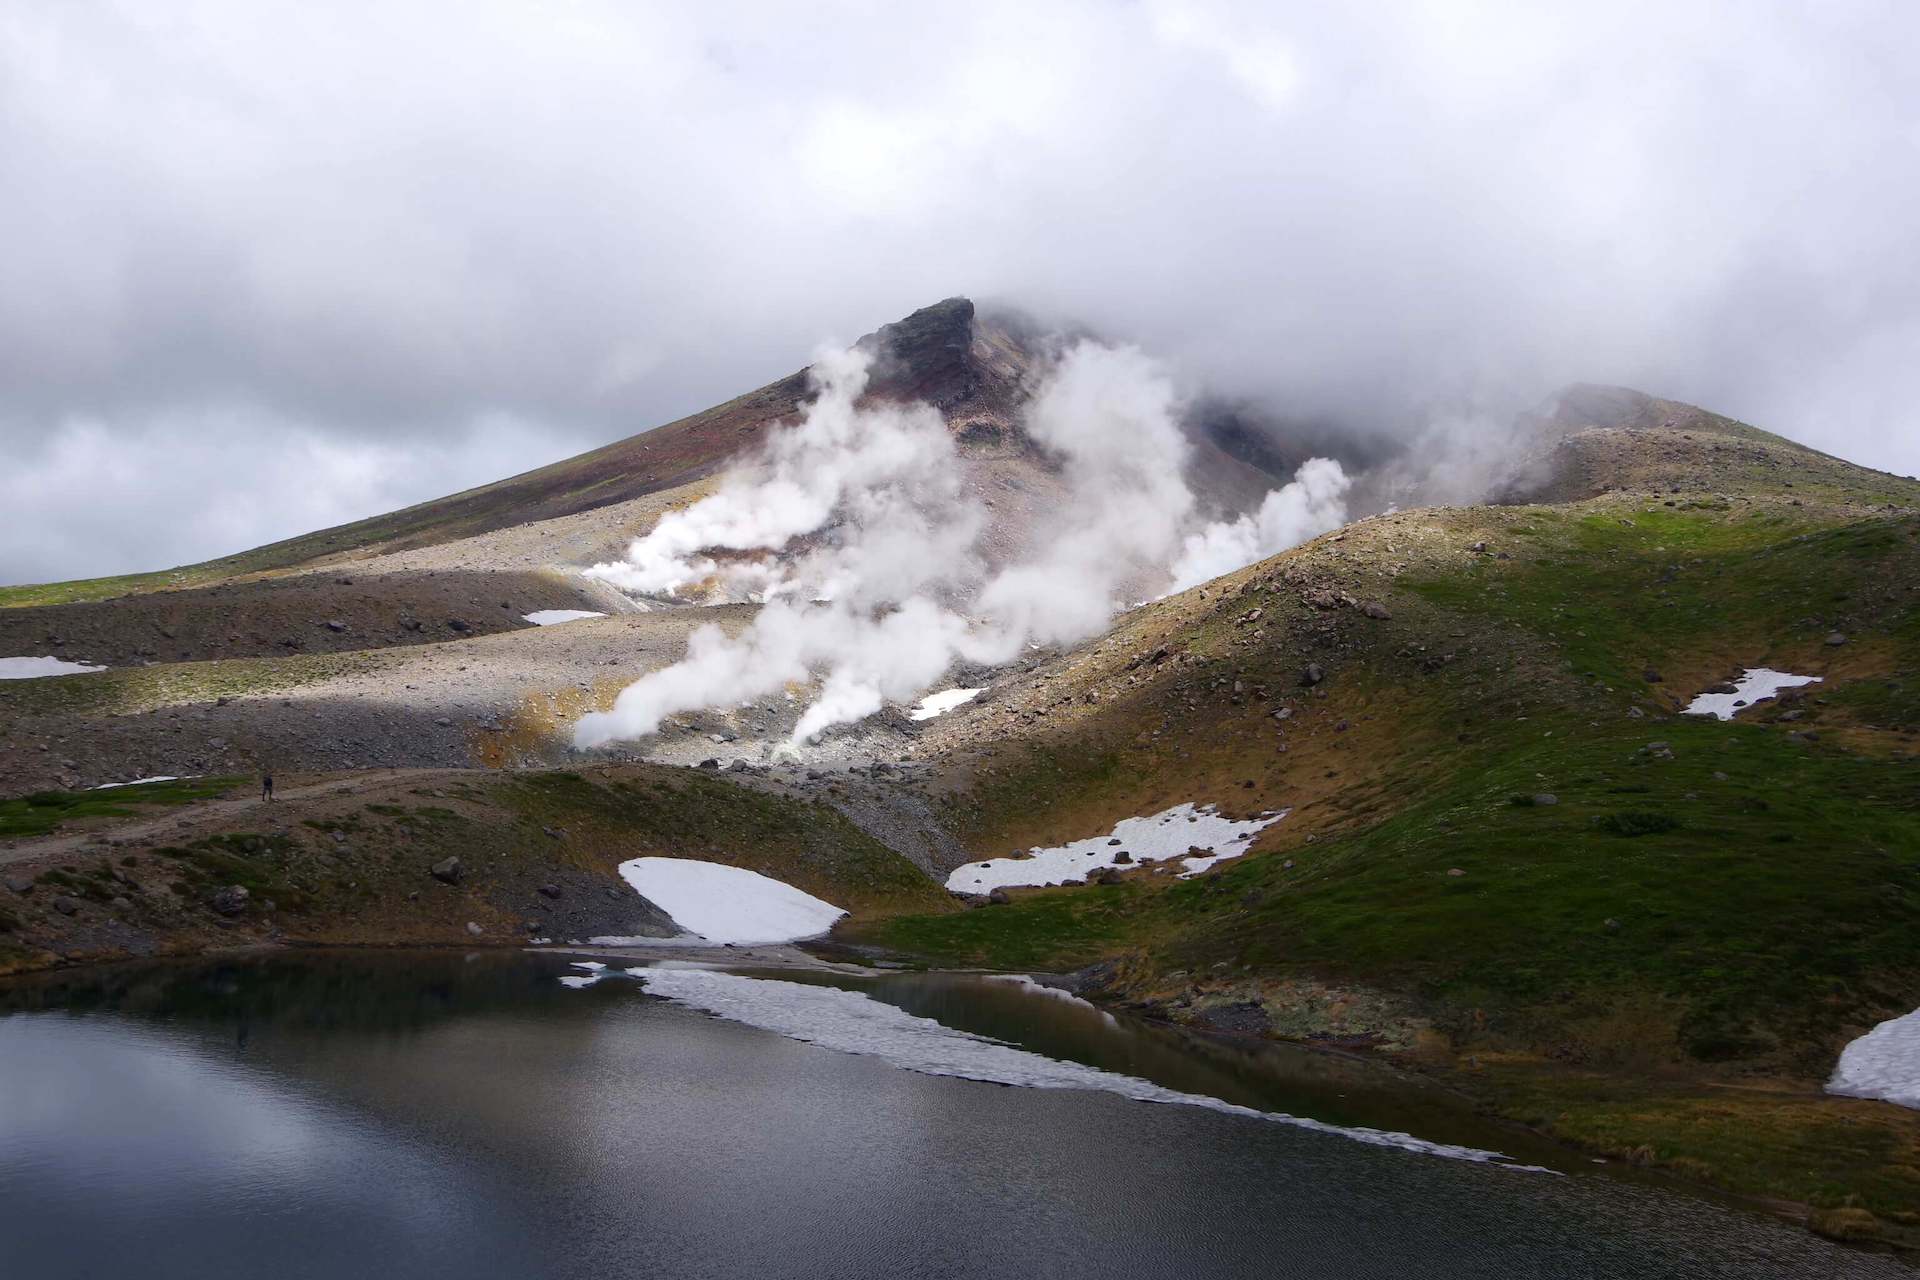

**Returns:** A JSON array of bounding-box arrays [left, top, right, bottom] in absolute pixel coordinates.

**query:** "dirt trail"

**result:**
[[0, 770, 459, 867]]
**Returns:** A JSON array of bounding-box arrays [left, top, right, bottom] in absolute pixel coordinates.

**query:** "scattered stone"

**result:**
[[1603, 917, 1622, 933], [4, 874, 33, 895], [1092, 868, 1125, 886], [1107, 838, 1122, 846], [1446, 868, 1465, 877], [538, 883, 562, 900], [1359, 600, 1392, 620], [698, 758, 721, 770], [323, 619, 347, 633], [465, 921, 483, 937], [987, 888, 1013, 905], [430, 856, 463, 885], [209, 885, 249, 916], [1113, 851, 1133, 864], [1532, 793, 1558, 806], [1199, 1002, 1271, 1035], [51, 895, 80, 915], [1643, 669, 1663, 684], [1299, 663, 1325, 687], [1825, 631, 1848, 647], [542, 826, 565, 840]]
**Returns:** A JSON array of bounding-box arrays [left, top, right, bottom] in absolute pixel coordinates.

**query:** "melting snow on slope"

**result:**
[[1683, 668, 1822, 720], [89, 776, 187, 790], [570, 966, 1544, 1170], [907, 687, 983, 721], [1827, 1006, 1920, 1109], [945, 803, 1286, 892], [617, 857, 846, 944], [0, 656, 107, 679], [523, 610, 607, 626]]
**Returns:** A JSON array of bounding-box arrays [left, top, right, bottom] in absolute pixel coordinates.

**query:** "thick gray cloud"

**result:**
[[3, 1, 1916, 582]]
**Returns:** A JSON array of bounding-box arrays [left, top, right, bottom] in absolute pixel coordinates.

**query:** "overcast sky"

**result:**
[[3, 1, 1917, 584]]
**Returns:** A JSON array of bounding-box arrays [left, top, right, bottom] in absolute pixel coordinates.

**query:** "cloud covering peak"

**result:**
[[3, 1, 1917, 581]]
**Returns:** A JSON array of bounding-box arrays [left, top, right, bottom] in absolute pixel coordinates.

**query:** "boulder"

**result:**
[[51, 895, 80, 916], [465, 921, 484, 937], [430, 856, 463, 885], [1359, 600, 1392, 620], [1532, 793, 1558, 806], [209, 885, 250, 916], [538, 883, 563, 900], [1825, 631, 1848, 646], [3, 873, 34, 895], [1299, 663, 1325, 687]]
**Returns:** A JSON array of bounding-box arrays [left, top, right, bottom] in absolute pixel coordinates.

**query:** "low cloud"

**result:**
[[3, 2, 1916, 583]]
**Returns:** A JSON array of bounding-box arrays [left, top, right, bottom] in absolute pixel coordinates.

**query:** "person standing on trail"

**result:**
[[261, 770, 274, 802]]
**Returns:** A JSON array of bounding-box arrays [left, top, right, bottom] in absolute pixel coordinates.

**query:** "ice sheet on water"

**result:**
[[605, 966, 1548, 1170]]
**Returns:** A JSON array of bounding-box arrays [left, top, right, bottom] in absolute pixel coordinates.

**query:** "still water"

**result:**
[[0, 951, 1899, 1278]]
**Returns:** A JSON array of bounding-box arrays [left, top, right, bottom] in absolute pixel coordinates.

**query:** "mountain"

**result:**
[[2, 300, 1918, 1247]]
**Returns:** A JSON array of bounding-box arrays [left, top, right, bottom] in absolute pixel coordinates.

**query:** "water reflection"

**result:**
[[0, 952, 1901, 1280]]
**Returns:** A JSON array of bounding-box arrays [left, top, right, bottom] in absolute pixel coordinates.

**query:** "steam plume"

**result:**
[[573, 341, 1348, 750]]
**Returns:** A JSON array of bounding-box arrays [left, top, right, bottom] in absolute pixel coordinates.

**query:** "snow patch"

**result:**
[[89, 775, 186, 790], [1683, 668, 1821, 720], [523, 610, 607, 626], [945, 803, 1286, 892], [616, 967, 1546, 1170], [0, 656, 107, 679], [616, 857, 846, 944], [1828, 1006, 1920, 1109], [907, 687, 982, 721]]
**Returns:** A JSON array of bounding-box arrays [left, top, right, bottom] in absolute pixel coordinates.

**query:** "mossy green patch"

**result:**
[[0, 777, 244, 839]]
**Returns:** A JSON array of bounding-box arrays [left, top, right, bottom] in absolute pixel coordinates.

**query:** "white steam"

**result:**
[[574, 341, 1347, 750], [1166, 457, 1352, 594], [583, 345, 979, 604]]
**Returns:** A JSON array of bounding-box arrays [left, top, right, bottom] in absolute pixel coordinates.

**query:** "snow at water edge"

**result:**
[[616, 857, 846, 944], [1827, 1006, 1920, 1110], [0, 656, 107, 679], [907, 687, 982, 721], [945, 803, 1287, 892], [561, 965, 1546, 1170], [523, 610, 607, 626], [1683, 668, 1822, 720]]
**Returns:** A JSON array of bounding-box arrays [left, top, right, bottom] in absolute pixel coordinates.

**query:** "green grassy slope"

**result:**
[[853, 475, 1920, 1239]]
